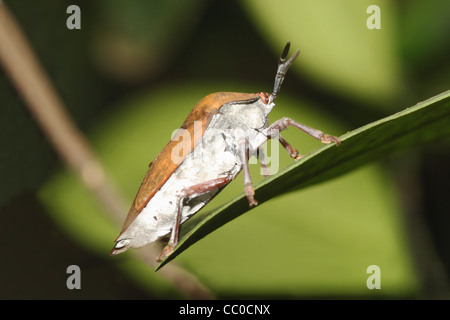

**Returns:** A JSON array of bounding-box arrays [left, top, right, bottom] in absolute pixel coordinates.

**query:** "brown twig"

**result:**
[[0, 2, 212, 299]]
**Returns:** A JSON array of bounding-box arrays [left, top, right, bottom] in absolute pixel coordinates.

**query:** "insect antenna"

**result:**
[[269, 42, 300, 104]]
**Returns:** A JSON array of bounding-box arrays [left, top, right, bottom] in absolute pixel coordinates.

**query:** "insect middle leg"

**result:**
[[256, 136, 301, 178], [257, 147, 270, 178], [239, 139, 258, 207], [278, 135, 303, 160], [156, 175, 233, 262]]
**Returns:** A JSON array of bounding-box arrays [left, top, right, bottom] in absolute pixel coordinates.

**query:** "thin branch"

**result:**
[[0, 2, 212, 299]]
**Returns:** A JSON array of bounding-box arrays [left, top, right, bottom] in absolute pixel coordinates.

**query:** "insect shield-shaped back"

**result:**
[[110, 92, 264, 256]]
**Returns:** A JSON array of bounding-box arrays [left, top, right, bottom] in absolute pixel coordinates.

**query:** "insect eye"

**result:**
[[258, 92, 269, 104]]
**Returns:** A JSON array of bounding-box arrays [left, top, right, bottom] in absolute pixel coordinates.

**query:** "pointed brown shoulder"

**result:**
[[117, 92, 259, 236]]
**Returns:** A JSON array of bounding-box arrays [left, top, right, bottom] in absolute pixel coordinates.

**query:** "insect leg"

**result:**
[[257, 147, 270, 178], [239, 140, 258, 207], [278, 135, 303, 160], [156, 175, 233, 262], [265, 117, 341, 145]]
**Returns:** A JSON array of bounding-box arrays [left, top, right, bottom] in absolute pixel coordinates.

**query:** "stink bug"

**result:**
[[110, 43, 341, 261]]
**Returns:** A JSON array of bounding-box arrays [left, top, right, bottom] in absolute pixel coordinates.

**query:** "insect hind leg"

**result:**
[[156, 175, 234, 262]]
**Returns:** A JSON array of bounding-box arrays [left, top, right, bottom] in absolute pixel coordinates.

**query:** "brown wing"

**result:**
[[117, 92, 259, 236]]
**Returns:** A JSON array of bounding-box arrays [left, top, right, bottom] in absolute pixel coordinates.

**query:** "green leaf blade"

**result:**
[[157, 90, 450, 270]]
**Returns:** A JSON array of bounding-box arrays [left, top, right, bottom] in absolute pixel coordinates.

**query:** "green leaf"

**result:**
[[157, 89, 450, 270]]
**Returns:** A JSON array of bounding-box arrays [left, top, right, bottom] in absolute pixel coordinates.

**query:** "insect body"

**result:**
[[111, 43, 340, 261]]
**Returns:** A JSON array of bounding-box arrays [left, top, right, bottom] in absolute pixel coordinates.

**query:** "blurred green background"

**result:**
[[1, 0, 449, 299]]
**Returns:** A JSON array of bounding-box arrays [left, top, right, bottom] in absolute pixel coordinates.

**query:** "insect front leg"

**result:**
[[265, 117, 341, 146], [156, 175, 233, 262]]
